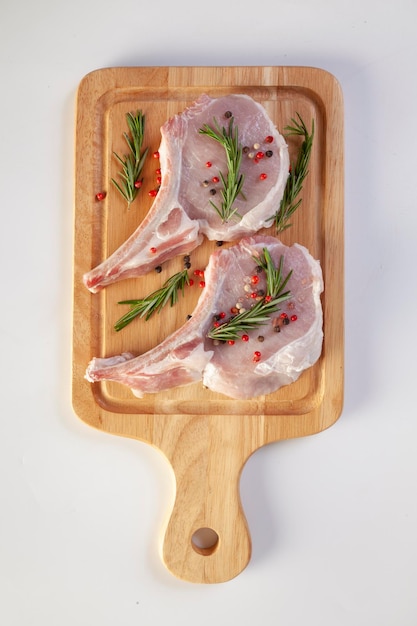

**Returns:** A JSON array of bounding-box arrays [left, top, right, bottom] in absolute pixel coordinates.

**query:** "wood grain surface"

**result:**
[[72, 66, 344, 583]]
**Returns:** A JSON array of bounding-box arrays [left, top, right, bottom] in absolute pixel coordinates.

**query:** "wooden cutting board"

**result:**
[[72, 66, 344, 583]]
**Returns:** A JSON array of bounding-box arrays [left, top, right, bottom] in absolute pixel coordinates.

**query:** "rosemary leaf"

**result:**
[[114, 269, 190, 331], [111, 110, 149, 207], [199, 117, 245, 223], [272, 113, 314, 232]]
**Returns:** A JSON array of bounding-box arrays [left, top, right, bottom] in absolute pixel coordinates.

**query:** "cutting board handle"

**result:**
[[159, 415, 253, 584]]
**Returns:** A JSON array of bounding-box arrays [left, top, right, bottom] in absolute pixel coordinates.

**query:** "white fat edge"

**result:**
[[237, 141, 290, 230], [255, 271, 324, 379], [254, 320, 323, 379]]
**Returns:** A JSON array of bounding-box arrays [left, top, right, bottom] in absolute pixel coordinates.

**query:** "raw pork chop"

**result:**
[[84, 94, 289, 293], [85, 236, 323, 400]]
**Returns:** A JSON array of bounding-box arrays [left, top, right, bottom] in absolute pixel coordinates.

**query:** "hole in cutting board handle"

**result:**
[[191, 528, 219, 556]]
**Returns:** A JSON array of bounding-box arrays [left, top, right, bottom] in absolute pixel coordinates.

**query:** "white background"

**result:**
[[1, 0, 416, 624]]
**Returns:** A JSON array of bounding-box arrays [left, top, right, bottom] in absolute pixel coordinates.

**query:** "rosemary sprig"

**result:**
[[111, 110, 149, 207], [207, 249, 292, 342], [114, 269, 190, 331], [273, 113, 314, 232], [199, 116, 245, 223]]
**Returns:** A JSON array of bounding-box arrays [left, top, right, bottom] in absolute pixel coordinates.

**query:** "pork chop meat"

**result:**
[[85, 236, 323, 400], [83, 94, 289, 293]]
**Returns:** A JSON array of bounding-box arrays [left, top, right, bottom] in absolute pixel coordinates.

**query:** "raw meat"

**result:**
[[85, 236, 323, 400], [83, 94, 289, 293]]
